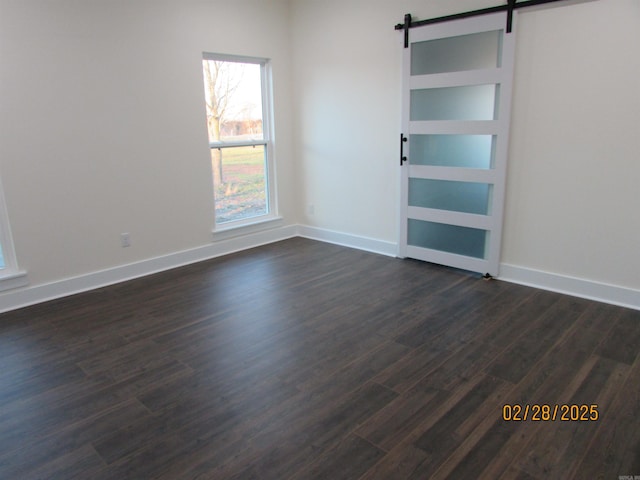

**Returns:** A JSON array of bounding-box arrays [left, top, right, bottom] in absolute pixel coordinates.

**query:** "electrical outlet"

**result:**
[[121, 232, 131, 248]]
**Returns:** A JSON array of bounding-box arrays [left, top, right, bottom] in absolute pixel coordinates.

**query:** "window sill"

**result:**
[[212, 216, 284, 242], [0, 270, 29, 293]]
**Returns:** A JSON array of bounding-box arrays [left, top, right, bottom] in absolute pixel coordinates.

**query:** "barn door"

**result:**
[[399, 12, 516, 277]]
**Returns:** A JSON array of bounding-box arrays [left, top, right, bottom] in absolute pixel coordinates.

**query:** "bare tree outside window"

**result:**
[[203, 60, 242, 185]]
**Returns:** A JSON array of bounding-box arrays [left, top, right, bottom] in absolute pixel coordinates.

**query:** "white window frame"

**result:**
[[202, 52, 280, 235], [0, 175, 27, 292]]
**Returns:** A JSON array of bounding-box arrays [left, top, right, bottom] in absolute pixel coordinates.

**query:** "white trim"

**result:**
[[297, 225, 397, 258], [202, 52, 265, 65], [406, 245, 489, 274], [0, 225, 297, 314], [209, 140, 267, 149], [409, 165, 496, 183], [409, 12, 509, 42], [410, 68, 503, 90], [407, 206, 494, 230], [213, 215, 283, 238], [409, 120, 499, 135], [1, 227, 638, 314], [0, 271, 29, 293], [499, 264, 640, 311]]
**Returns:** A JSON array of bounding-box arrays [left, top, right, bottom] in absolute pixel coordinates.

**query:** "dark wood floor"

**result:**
[[0, 238, 638, 479]]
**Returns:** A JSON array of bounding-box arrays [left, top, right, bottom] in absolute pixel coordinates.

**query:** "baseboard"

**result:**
[[297, 225, 398, 258], [3, 225, 638, 314], [0, 224, 298, 314], [499, 263, 640, 311]]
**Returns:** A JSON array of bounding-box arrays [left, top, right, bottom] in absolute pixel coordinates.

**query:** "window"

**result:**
[[0, 190, 11, 274], [0, 176, 26, 291], [202, 53, 277, 229]]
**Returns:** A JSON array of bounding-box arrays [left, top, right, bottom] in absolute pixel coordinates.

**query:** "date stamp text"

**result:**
[[502, 404, 599, 422]]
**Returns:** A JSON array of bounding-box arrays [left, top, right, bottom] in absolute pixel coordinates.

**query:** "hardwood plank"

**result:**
[[76, 339, 178, 382], [422, 373, 517, 480], [208, 382, 398, 480], [288, 434, 384, 480], [373, 342, 452, 394], [357, 374, 507, 479], [569, 354, 640, 479], [414, 375, 510, 454], [277, 330, 391, 389], [595, 308, 640, 365], [354, 386, 447, 452], [0, 357, 86, 405], [473, 301, 622, 480], [412, 337, 503, 392], [155, 378, 394, 479], [398, 375, 512, 480], [20, 444, 106, 480], [432, 414, 522, 480], [295, 339, 411, 395], [487, 295, 590, 384], [514, 356, 628, 479], [472, 289, 561, 349], [499, 466, 539, 480], [0, 359, 191, 456], [0, 385, 132, 452], [99, 434, 195, 479], [0, 399, 148, 479], [356, 445, 430, 480]]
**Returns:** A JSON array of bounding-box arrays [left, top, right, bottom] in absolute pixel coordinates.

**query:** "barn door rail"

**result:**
[[396, 0, 571, 47]]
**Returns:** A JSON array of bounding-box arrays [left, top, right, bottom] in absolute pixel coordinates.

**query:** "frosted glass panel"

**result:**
[[410, 85, 496, 121], [409, 179, 491, 215], [411, 31, 501, 75], [408, 219, 487, 259], [410, 135, 494, 169]]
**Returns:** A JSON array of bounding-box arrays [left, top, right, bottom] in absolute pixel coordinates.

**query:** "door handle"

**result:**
[[400, 134, 408, 166]]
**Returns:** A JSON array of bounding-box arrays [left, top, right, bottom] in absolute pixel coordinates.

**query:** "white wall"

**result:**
[[503, 0, 640, 291], [290, 0, 500, 242], [1, 0, 638, 311], [0, 0, 296, 292], [291, 0, 640, 301], [291, 0, 393, 241]]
